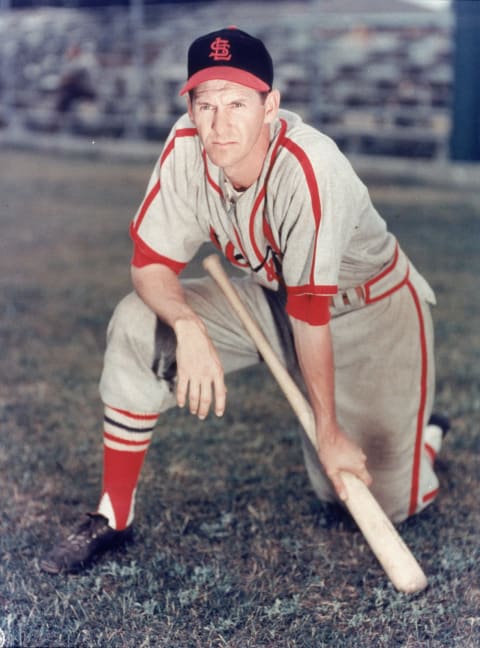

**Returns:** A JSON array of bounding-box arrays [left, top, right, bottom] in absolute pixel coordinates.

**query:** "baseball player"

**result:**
[[41, 27, 449, 574]]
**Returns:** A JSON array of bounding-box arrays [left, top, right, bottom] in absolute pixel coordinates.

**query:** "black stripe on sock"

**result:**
[[103, 415, 155, 434]]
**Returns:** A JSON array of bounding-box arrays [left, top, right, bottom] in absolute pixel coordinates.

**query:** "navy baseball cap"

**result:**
[[180, 26, 273, 95]]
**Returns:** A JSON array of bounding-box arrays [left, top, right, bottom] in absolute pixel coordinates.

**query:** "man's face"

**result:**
[[188, 80, 278, 177]]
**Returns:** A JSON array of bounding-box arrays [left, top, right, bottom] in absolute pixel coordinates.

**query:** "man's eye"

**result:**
[[231, 102, 245, 109]]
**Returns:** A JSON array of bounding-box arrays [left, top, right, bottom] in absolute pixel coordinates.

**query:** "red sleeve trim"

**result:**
[[287, 284, 337, 296], [286, 293, 331, 325], [129, 223, 187, 274]]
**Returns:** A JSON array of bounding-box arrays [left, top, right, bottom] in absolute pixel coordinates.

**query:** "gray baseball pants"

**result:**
[[100, 264, 438, 523]]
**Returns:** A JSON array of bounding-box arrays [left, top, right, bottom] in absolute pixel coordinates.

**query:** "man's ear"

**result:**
[[264, 89, 280, 124], [187, 95, 194, 122]]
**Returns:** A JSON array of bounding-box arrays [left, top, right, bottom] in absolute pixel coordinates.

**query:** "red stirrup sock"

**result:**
[[97, 405, 158, 530]]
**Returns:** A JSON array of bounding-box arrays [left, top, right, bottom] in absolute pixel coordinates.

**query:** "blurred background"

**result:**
[[0, 0, 479, 163]]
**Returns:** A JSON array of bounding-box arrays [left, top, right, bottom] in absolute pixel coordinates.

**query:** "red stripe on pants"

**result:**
[[406, 280, 429, 517]]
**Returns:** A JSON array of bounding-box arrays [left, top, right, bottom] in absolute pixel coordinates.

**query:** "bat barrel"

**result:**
[[340, 472, 428, 593]]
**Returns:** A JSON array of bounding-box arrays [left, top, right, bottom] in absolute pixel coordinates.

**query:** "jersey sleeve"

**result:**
[[130, 117, 208, 274], [277, 132, 367, 324]]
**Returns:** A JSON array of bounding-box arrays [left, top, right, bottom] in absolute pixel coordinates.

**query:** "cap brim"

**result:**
[[179, 66, 270, 95]]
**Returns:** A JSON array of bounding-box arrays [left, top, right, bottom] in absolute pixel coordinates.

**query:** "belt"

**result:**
[[329, 285, 365, 309], [330, 244, 410, 310]]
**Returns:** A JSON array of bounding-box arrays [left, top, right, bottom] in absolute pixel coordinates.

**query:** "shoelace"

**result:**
[[63, 516, 106, 549]]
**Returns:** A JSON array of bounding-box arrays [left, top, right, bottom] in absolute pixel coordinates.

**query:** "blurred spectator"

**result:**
[[56, 43, 97, 116]]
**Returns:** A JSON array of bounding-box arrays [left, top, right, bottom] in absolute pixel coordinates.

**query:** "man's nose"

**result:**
[[212, 108, 229, 134]]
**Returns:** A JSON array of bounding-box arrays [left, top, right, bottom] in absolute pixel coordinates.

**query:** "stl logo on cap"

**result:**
[[179, 26, 273, 96], [209, 37, 232, 62]]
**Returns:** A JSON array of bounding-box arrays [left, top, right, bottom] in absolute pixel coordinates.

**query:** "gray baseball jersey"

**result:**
[[130, 109, 405, 324]]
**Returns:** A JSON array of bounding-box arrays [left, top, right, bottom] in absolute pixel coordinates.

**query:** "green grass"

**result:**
[[0, 150, 479, 647]]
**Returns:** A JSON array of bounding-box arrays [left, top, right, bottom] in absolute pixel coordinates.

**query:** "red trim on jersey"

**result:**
[[364, 244, 406, 304], [132, 180, 160, 235], [263, 217, 281, 255], [231, 227, 250, 268], [406, 279, 429, 517], [286, 294, 331, 325], [267, 118, 288, 187], [272, 118, 288, 162], [368, 243, 399, 285], [209, 227, 249, 269], [209, 226, 222, 250], [365, 272, 410, 304], [203, 149, 223, 196], [132, 126, 198, 235], [130, 223, 187, 274], [160, 127, 197, 165], [248, 188, 279, 281], [224, 241, 241, 266], [159, 137, 175, 166], [244, 119, 285, 275], [249, 187, 267, 261], [281, 135, 322, 286], [106, 405, 159, 421]]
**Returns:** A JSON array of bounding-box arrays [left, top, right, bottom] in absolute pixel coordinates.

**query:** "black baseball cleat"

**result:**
[[427, 413, 451, 437], [40, 513, 133, 574]]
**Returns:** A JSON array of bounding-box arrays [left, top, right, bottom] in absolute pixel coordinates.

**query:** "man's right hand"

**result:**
[[316, 420, 372, 502], [131, 264, 227, 420], [174, 317, 226, 420]]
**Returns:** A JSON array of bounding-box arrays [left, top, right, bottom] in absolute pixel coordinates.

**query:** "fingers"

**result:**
[[187, 379, 202, 417], [336, 467, 373, 501], [174, 323, 226, 420], [326, 450, 373, 503], [193, 380, 212, 420], [359, 465, 373, 488], [176, 375, 226, 420], [213, 375, 227, 418], [176, 374, 189, 409], [331, 467, 373, 502], [330, 472, 348, 502], [356, 449, 373, 487], [176, 376, 206, 417]]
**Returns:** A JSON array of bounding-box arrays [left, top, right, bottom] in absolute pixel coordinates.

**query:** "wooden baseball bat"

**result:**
[[203, 253, 428, 594]]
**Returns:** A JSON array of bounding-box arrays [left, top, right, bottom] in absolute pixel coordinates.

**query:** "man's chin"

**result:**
[[206, 150, 237, 169]]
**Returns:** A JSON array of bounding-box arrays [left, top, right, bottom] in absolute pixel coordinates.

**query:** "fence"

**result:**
[[0, 1, 453, 159]]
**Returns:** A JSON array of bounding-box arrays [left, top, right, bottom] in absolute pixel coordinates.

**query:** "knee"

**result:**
[[105, 292, 158, 371], [108, 292, 165, 357], [101, 293, 178, 412], [107, 292, 147, 341], [106, 292, 177, 380]]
